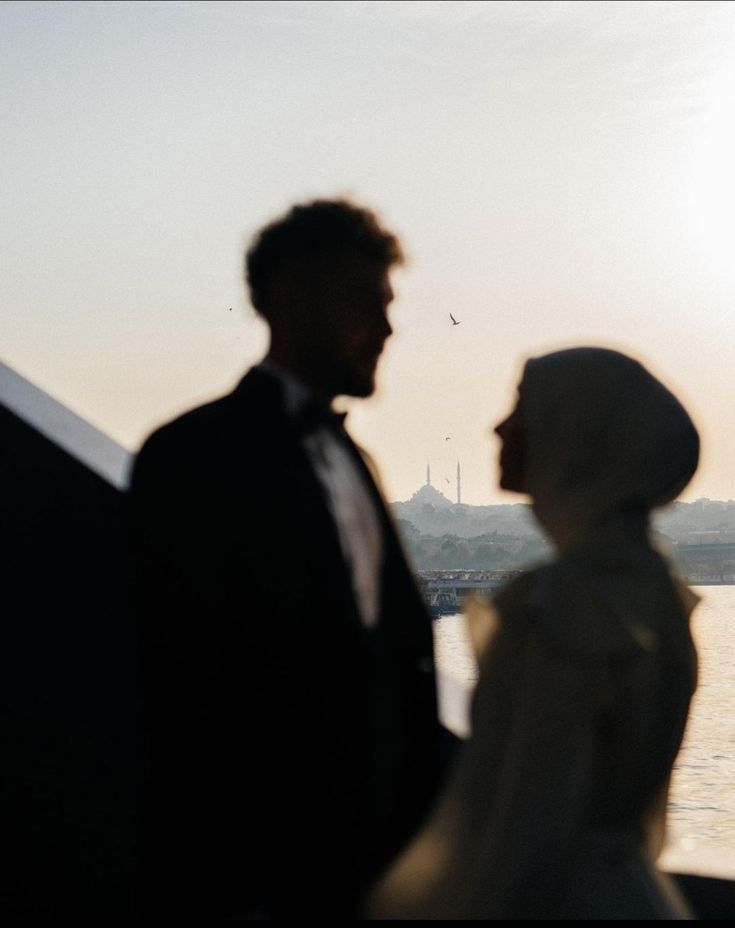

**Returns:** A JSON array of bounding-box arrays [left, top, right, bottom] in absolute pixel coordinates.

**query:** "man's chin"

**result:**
[[338, 370, 377, 398], [352, 382, 376, 398]]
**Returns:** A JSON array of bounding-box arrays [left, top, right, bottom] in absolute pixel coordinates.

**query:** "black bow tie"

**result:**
[[293, 400, 348, 437]]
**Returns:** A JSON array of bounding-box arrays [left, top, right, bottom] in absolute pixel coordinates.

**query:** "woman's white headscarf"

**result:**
[[519, 348, 699, 527]]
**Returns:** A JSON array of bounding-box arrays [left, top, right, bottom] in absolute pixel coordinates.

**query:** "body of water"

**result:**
[[432, 585, 735, 879]]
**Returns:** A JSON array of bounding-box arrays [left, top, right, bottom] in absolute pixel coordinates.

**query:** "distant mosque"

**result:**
[[406, 461, 462, 508]]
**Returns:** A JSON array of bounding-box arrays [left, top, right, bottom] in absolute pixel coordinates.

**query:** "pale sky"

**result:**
[[3, 0, 735, 504]]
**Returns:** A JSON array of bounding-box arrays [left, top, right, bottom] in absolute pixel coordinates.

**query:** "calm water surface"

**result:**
[[432, 585, 735, 879]]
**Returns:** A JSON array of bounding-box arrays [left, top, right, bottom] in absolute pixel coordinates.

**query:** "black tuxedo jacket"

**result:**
[[128, 367, 443, 919]]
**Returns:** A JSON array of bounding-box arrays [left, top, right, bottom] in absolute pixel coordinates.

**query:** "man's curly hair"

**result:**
[[245, 198, 404, 319]]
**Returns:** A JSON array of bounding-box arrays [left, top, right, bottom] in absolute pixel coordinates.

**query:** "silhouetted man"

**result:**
[[129, 200, 445, 919]]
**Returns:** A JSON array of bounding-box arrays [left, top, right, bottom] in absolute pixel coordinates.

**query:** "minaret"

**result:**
[[426, 462, 431, 486], [457, 459, 461, 505]]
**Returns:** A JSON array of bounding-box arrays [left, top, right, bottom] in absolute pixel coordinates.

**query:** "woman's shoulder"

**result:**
[[493, 547, 696, 660]]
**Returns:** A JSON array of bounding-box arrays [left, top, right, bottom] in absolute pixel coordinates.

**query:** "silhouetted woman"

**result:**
[[368, 347, 700, 919]]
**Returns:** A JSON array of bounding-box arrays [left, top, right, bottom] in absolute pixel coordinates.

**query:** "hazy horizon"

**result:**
[[4, 1, 735, 505]]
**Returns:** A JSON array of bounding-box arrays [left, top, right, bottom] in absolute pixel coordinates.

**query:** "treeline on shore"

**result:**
[[394, 517, 735, 580]]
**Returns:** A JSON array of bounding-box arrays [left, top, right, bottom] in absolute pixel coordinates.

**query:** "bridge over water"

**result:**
[[420, 546, 735, 615], [419, 569, 521, 615], [671, 542, 735, 584]]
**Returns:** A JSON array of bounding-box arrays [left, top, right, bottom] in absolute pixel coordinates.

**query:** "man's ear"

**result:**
[[267, 275, 311, 326]]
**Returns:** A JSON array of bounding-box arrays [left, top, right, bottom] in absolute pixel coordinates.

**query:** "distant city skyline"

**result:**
[[4, 1, 735, 505]]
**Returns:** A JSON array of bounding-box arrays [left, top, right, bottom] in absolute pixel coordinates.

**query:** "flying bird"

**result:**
[[449, 313, 461, 326], [228, 307, 233, 311], [445, 436, 451, 441], [445, 478, 450, 484]]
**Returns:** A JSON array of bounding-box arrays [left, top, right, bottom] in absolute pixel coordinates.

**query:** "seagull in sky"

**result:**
[[449, 313, 461, 326], [445, 436, 451, 441]]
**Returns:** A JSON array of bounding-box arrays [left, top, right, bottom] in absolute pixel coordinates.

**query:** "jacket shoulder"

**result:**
[[133, 370, 281, 471], [131, 394, 234, 482]]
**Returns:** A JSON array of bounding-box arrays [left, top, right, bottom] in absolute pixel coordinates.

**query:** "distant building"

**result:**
[[407, 480, 454, 510]]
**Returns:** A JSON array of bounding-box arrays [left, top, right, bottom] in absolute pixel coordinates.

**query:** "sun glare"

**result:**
[[688, 59, 735, 280]]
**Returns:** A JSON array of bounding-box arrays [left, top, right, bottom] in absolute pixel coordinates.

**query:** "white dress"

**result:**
[[368, 539, 698, 920]]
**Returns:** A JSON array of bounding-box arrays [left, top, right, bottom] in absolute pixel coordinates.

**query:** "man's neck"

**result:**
[[264, 350, 334, 406]]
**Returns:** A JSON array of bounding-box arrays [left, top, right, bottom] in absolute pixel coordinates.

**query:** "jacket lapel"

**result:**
[[231, 369, 367, 636]]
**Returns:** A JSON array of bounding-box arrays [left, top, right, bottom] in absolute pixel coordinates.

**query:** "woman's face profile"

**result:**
[[494, 394, 526, 493]]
